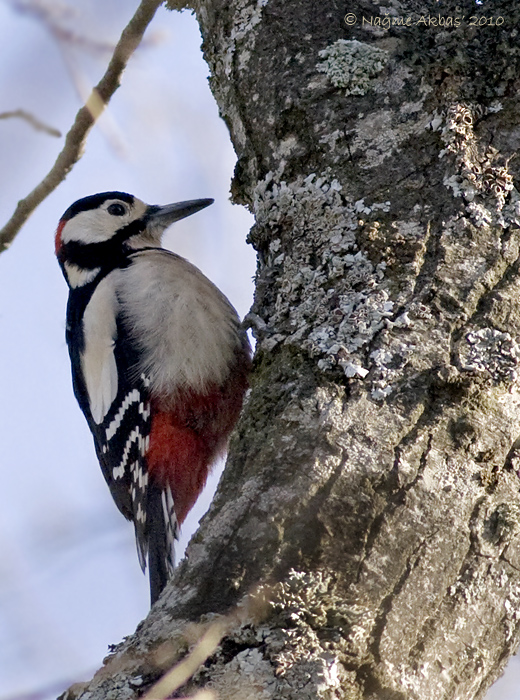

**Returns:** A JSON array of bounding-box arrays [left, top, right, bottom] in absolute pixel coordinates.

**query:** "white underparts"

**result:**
[[80, 251, 242, 424], [117, 250, 242, 397]]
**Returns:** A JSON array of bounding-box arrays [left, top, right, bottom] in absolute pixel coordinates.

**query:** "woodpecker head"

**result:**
[[55, 191, 213, 288]]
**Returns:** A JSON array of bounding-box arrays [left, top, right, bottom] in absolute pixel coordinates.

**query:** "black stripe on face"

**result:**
[[61, 192, 135, 221], [59, 217, 148, 270]]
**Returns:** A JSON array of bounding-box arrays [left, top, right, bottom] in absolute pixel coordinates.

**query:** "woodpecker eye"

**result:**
[[107, 202, 127, 216]]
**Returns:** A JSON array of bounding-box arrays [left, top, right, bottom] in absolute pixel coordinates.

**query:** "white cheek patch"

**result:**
[[81, 275, 119, 424], [61, 199, 149, 245], [61, 210, 120, 245]]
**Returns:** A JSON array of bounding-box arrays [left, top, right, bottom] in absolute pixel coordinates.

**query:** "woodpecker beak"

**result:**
[[147, 198, 214, 231]]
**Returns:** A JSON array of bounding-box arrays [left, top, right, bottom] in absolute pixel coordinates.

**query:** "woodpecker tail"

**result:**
[[147, 482, 178, 605]]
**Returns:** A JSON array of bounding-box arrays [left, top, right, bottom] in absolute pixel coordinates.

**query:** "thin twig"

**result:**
[[139, 586, 272, 700], [0, 0, 164, 253], [8, 0, 117, 53], [0, 109, 61, 137], [141, 620, 227, 700]]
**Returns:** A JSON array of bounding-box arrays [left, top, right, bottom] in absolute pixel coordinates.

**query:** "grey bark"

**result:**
[[68, 1, 520, 699]]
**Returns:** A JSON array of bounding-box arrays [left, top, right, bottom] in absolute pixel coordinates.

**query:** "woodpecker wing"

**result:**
[[93, 354, 152, 573], [65, 270, 176, 582]]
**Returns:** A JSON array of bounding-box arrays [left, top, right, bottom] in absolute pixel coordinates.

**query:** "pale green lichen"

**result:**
[[440, 102, 518, 225], [317, 39, 388, 96], [251, 172, 392, 378], [461, 328, 520, 382]]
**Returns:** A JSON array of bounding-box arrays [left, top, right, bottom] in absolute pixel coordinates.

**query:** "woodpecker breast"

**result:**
[[117, 249, 244, 402]]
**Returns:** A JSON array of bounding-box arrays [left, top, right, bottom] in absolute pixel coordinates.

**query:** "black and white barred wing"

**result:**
[[68, 273, 150, 566], [69, 270, 177, 598], [89, 348, 178, 590], [94, 372, 153, 571]]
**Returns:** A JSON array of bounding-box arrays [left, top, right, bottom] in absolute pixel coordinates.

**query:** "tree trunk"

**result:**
[[70, 1, 520, 698]]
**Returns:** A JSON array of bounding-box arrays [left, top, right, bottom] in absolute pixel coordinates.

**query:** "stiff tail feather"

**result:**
[[147, 482, 178, 604]]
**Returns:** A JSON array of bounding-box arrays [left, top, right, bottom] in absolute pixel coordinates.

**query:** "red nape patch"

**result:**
[[54, 219, 67, 255], [147, 411, 219, 525]]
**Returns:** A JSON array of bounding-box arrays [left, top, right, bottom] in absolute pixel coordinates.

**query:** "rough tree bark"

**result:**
[[68, 1, 520, 698]]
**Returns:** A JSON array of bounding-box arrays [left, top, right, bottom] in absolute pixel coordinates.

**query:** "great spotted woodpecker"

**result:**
[[55, 192, 251, 604]]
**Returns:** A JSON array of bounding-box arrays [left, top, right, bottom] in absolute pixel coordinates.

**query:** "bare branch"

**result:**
[[8, 0, 117, 54], [136, 586, 271, 699], [141, 620, 226, 700], [0, 0, 164, 253], [8, 0, 162, 54], [0, 109, 61, 137]]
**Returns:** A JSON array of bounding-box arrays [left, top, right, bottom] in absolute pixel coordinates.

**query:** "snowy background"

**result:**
[[0, 1, 517, 698]]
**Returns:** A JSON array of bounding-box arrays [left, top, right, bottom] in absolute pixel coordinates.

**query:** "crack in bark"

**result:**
[[411, 219, 441, 299], [440, 496, 487, 601], [355, 661, 409, 700], [500, 551, 520, 574], [355, 426, 434, 584], [362, 166, 427, 202], [448, 233, 520, 356], [369, 536, 432, 665]]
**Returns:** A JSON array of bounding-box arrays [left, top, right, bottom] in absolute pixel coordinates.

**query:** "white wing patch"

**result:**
[[81, 274, 119, 424]]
